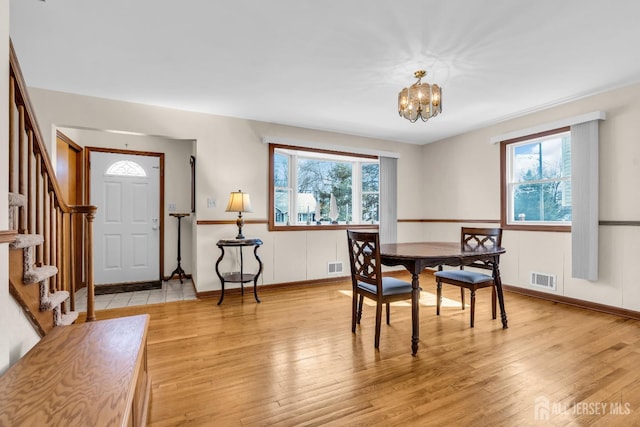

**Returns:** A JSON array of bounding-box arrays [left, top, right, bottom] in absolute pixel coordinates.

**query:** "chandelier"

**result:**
[[398, 70, 442, 122]]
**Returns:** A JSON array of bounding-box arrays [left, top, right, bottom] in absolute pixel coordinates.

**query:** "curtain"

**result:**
[[379, 156, 397, 244], [571, 120, 599, 280]]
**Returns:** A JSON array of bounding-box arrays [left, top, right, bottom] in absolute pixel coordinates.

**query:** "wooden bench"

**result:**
[[0, 314, 151, 426]]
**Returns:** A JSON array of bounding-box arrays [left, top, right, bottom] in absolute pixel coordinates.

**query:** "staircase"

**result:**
[[9, 192, 77, 326], [7, 41, 97, 336]]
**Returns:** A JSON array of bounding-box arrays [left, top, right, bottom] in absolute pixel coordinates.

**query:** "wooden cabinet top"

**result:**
[[0, 314, 150, 426]]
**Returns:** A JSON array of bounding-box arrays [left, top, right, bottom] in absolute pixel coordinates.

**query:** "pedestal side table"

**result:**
[[215, 238, 263, 305], [168, 213, 190, 283]]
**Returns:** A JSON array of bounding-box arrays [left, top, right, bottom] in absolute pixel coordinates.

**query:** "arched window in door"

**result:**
[[105, 160, 147, 177]]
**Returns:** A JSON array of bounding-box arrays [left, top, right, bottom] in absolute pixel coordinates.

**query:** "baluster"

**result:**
[[9, 76, 15, 193], [56, 207, 63, 293], [35, 152, 43, 265], [27, 130, 35, 234], [69, 212, 76, 312], [18, 106, 26, 233], [43, 175, 50, 267], [50, 191, 56, 291], [85, 211, 96, 322]]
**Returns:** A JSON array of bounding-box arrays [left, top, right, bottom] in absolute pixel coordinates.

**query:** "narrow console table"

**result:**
[[215, 238, 263, 305], [0, 315, 151, 426]]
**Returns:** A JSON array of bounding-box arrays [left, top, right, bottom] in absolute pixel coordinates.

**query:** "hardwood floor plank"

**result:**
[[83, 273, 640, 426]]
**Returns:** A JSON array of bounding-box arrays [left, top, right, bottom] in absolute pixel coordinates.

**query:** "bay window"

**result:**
[[269, 144, 379, 230]]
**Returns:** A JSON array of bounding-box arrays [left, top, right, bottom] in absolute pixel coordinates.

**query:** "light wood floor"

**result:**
[[87, 273, 640, 426]]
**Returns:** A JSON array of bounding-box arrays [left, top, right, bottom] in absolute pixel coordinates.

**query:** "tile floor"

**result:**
[[74, 279, 197, 312]]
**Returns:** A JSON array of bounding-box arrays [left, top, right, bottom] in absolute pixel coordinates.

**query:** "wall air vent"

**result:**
[[530, 272, 557, 290], [328, 261, 344, 275]]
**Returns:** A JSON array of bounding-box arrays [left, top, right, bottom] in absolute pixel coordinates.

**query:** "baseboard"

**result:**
[[162, 273, 193, 282], [418, 269, 640, 320], [196, 275, 351, 299], [502, 284, 640, 321]]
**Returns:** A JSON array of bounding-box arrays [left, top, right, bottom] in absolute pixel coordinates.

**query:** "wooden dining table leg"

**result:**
[[411, 271, 420, 356], [492, 259, 508, 328]]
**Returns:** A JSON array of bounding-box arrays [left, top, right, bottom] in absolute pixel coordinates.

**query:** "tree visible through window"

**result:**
[[270, 145, 379, 227], [502, 127, 571, 229]]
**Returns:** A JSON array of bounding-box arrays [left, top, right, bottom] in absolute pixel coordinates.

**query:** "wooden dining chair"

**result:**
[[346, 230, 413, 348], [434, 227, 503, 327]]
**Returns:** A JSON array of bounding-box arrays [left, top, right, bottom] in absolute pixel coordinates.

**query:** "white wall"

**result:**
[[421, 82, 640, 311], [0, 0, 10, 373], [28, 88, 423, 293], [58, 127, 195, 278]]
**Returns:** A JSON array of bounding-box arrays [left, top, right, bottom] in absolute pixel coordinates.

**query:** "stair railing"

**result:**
[[8, 41, 97, 325]]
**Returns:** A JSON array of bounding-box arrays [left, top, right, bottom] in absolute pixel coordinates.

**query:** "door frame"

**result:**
[[85, 146, 165, 283], [56, 131, 85, 289]]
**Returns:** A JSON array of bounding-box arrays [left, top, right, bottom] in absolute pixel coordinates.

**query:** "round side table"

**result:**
[[214, 238, 263, 304]]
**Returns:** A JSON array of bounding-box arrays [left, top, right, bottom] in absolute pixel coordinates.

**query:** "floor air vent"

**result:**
[[328, 261, 343, 275], [530, 272, 557, 290]]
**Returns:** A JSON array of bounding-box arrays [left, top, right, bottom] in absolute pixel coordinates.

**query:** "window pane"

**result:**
[[297, 158, 352, 223], [513, 135, 570, 182], [362, 193, 379, 223], [274, 153, 289, 187], [297, 193, 316, 223], [105, 160, 147, 177], [513, 180, 572, 222], [275, 189, 289, 224], [362, 163, 379, 192]]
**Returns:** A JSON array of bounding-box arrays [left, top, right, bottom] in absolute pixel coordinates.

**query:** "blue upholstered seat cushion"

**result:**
[[434, 269, 493, 284], [357, 277, 412, 296]]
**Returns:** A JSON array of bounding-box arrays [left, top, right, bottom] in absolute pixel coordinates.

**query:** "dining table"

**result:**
[[379, 241, 507, 356]]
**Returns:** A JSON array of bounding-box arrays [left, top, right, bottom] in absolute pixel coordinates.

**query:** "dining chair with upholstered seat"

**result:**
[[346, 230, 413, 348], [434, 227, 503, 328]]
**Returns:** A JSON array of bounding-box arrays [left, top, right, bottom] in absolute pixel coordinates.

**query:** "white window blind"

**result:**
[[379, 157, 397, 244], [571, 120, 600, 280]]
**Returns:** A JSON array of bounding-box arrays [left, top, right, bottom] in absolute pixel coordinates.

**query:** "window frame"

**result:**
[[500, 126, 572, 232], [268, 143, 379, 232]]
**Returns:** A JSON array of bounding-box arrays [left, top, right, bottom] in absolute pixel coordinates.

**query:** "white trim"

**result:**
[[261, 136, 401, 159], [490, 111, 606, 144]]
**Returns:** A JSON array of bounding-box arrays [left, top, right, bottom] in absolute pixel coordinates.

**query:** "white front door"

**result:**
[[90, 151, 160, 285]]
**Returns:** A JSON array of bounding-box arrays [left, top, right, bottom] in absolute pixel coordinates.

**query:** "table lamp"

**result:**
[[225, 190, 253, 239]]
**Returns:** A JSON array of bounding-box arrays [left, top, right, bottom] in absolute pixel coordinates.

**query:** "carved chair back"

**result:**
[[460, 227, 503, 271], [347, 230, 383, 298]]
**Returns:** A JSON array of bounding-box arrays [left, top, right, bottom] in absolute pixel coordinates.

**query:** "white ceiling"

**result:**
[[9, 0, 640, 145]]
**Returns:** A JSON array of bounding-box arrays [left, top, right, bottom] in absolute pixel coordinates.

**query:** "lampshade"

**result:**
[[398, 70, 442, 123], [225, 190, 253, 213]]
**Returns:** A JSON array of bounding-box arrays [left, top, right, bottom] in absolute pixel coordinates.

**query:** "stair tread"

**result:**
[[10, 234, 44, 249], [41, 290, 70, 311], [24, 265, 58, 284], [58, 311, 79, 326], [8, 192, 27, 207]]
